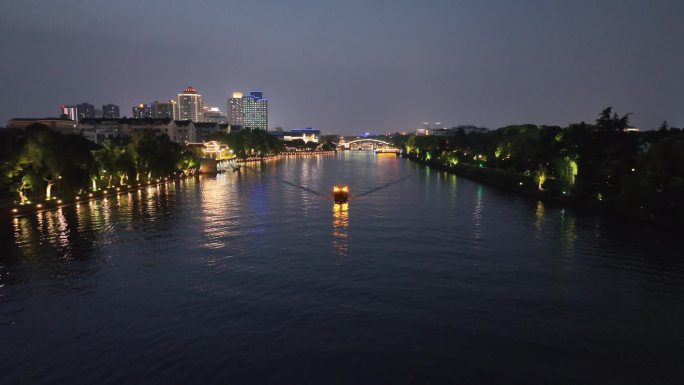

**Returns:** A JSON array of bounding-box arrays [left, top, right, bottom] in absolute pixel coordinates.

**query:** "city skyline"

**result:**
[[2, 2, 684, 382], [1, 1, 683, 134]]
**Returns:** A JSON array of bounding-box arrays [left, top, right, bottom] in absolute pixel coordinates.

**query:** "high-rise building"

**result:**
[[244, 92, 268, 131], [61, 105, 78, 121], [177, 86, 204, 122], [132, 103, 153, 119], [228, 91, 268, 130], [61, 103, 95, 121], [152, 100, 177, 119], [76, 103, 95, 121], [228, 92, 244, 126], [102, 104, 120, 118]]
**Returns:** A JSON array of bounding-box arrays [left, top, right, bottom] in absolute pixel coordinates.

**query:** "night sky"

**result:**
[[1, 0, 682, 134]]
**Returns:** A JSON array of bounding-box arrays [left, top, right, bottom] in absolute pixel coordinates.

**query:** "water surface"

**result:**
[[1, 152, 683, 384]]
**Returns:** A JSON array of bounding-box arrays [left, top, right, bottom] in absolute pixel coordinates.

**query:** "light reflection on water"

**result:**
[[1, 152, 684, 384], [201, 174, 232, 250], [559, 208, 578, 269], [534, 200, 545, 242], [472, 185, 484, 245], [332, 203, 349, 256]]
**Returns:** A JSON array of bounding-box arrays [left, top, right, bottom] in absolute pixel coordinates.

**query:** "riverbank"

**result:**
[[5, 172, 199, 220], [6, 152, 338, 218], [403, 152, 679, 229]]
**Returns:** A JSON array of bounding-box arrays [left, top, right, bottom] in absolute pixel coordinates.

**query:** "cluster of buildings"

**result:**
[[59, 87, 268, 130], [61, 103, 120, 121], [6, 86, 325, 146], [128, 88, 268, 131]]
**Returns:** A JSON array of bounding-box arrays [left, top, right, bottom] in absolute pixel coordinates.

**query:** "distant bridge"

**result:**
[[338, 138, 395, 151]]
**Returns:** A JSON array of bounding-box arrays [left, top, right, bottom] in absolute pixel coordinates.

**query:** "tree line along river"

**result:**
[[1, 151, 683, 384]]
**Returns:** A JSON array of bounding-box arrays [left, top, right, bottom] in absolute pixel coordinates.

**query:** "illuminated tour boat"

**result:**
[[333, 185, 349, 204]]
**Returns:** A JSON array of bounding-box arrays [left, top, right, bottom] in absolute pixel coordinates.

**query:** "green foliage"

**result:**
[[617, 133, 684, 221], [536, 167, 547, 190], [0, 128, 27, 198], [440, 151, 459, 166], [404, 135, 445, 155], [397, 107, 683, 225], [320, 141, 337, 151], [15, 126, 95, 199], [208, 128, 283, 159], [554, 156, 578, 190], [127, 131, 184, 179], [180, 147, 202, 170], [596, 107, 632, 132], [0, 126, 198, 202]]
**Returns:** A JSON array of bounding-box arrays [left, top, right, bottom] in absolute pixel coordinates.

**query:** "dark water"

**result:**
[[1, 152, 683, 384]]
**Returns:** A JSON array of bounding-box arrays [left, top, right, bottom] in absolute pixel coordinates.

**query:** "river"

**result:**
[[1, 152, 683, 384]]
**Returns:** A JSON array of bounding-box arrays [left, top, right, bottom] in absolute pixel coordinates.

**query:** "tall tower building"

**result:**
[[228, 92, 244, 126], [177, 86, 204, 122], [102, 104, 120, 118], [228, 91, 268, 130], [61, 105, 78, 121], [244, 91, 268, 131], [152, 100, 177, 119]]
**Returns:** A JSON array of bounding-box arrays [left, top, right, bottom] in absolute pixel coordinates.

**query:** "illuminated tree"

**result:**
[[536, 166, 547, 190], [16, 126, 94, 199], [555, 156, 578, 191], [20, 129, 66, 199]]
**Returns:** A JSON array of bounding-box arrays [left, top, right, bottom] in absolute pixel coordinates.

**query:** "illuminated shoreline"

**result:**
[[7, 152, 338, 218], [8, 172, 199, 220]]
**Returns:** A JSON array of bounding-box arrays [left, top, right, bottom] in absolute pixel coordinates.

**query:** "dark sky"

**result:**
[[1, 0, 682, 134]]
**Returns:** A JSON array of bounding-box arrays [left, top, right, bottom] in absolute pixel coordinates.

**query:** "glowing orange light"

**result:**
[[11, 208, 18, 213], [36, 204, 42, 208], [333, 185, 349, 203]]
